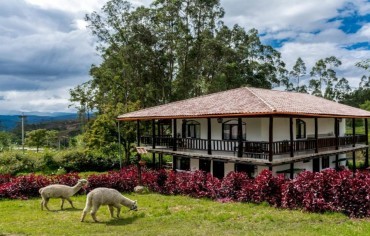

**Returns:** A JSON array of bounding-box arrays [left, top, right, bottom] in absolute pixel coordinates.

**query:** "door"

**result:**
[[213, 160, 225, 179], [199, 159, 211, 173], [313, 158, 320, 172], [235, 163, 255, 178]]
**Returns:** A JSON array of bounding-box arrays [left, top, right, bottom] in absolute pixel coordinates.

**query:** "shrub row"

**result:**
[[0, 149, 120, 175], [1, 167, 370, 217]]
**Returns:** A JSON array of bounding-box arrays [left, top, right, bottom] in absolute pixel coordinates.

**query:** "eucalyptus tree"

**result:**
[[309, 56, 341, 98], [289, 57, 307, 92]]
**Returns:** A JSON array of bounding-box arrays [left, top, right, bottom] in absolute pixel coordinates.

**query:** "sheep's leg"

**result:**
[[40, 198, 44, 210], [108, 205, 114, 218], [61, 198, 65, 210], [91, 205, 100, 222], [114, 203, 121, 218], [44, 198, 50, 211], [66, 197, 74, 208]]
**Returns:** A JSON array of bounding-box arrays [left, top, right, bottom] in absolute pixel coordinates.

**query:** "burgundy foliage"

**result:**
[[1, 166, 370, 218]]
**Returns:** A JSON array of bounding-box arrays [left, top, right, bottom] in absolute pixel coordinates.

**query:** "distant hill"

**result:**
[[0, 113, 78, 131]]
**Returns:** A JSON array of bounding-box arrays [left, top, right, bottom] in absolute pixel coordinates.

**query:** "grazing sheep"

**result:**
[[39, 179, 88, 211], [81, 187, 138, 222]]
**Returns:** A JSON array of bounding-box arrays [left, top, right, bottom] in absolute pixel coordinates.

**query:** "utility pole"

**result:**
[[18, 113, 27, 153]]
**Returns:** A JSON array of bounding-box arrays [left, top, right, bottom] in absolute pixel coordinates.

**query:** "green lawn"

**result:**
[[1, 193, 370, 236]]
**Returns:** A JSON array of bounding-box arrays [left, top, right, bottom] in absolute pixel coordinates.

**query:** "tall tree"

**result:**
[[26, 129, 48, 152], [289, 57, 307, 92], [309, 56, 341, 98]]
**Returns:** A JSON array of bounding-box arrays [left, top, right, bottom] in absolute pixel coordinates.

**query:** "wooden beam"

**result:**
[[173, 119, 177, 151], [335, 154, 339, 170], [315, 117, 318, 153], [269, 116, 273, 162], [137, 120, 140, 147], [207, 118, 212, 155], [238, 117, 243, 157], [289, 117, 294, 157]]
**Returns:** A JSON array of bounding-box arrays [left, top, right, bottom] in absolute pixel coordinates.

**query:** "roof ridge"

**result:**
[[246, 87, 276, 112]]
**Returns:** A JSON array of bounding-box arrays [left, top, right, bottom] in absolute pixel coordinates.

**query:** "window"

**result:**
[[179, 158, 190, 171], [296, 119, 306, 139], [222, 120, 246, 140], [322, 156, 330, 169], [183, 120, 200, 138]]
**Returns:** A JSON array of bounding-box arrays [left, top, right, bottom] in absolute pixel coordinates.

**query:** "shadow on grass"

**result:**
[[79, 212, 145, 226]]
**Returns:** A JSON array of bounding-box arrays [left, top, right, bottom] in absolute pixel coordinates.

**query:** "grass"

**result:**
[[1, 193, 370, 236]]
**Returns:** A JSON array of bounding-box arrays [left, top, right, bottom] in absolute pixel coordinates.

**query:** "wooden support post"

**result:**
[[152, 119, 156, 149], [289, 117, 294, 157], [237, 117, 243, 158], [352, 151, 356, 175], [335, 154, 339, 170], [269, 116, 273, 162], [207, 118, 212, 155], [352, 118, 356, 147], [172, 155, 177, 171], [365, 118, 369, 168], [269, 166, 273, 171], [173, 119, 177, 151], [137, 120, 140, 147], [290, 163, 294, 179], [315, 117, 318, 153], [335, 118, 339, 150]]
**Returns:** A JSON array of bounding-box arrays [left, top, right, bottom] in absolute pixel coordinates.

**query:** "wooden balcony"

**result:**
[[140, 135, 368, 161]]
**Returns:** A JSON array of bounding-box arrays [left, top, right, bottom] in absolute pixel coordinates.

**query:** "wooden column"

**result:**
[[269, 116, 273, 162], [365, 118, 369, 168], [335, 118, 339, 150], [137, 120, 140, 147], [335, 154, 339, 170], [289, 117, 294, 157], [290, 163, 294, 179], [172, 155, 177, 171], [352, 151, 356, 175], [207, 118, 212, 155], [152, 119, 156, 168], [237, 117, 243, 158], [315, 117, 318, 153], [173, 119, 177, 151], [352, 118, 356, 147]]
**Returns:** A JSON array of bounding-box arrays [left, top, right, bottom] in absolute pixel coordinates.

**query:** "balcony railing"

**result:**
[[140, 134, 367, 159]]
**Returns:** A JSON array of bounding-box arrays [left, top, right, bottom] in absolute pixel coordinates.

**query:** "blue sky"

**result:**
[[0, 0, 369, 114]]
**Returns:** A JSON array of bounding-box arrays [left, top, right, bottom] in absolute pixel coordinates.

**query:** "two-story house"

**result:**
[[117, 87, 370, 178]]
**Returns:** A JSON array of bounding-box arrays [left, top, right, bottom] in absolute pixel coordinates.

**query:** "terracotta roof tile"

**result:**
[[117, 87, 370, 120]]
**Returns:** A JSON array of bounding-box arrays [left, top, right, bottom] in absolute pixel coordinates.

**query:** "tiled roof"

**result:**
[[117, 87, 370, 120]]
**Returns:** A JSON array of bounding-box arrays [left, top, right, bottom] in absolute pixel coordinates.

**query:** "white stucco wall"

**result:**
[[190, 158, 199, 171]]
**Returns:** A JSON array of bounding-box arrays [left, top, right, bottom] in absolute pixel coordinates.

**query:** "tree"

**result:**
[[26, 129, 48, 152], [0, 131, 13, 152], [289, 57, 307, 92], [309, 56, 341, 98]]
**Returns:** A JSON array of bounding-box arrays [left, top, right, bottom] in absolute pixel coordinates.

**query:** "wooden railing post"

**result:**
[[315, 117, 318, 153], [289, 117, 294, 157], [207, 118, 212, 155], [173, 119, 177, 151], [269, 116, 273, 162], [238, 117, 243, 157]]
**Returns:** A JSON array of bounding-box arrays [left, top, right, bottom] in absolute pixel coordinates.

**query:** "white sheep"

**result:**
[[39, 179, 88, 211], [80, 187, 138, 222]]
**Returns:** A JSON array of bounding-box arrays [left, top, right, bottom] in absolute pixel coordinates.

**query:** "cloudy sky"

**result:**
[[0, 0, 369, 114]]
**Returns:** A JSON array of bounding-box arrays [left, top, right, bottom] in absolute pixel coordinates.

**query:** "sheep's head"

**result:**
[[130, 201, 138, 211], [78, 179, 88, 186]]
